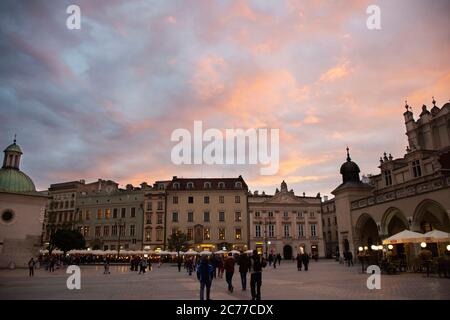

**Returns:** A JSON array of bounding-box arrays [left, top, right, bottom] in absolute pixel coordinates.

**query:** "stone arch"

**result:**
[[412, 199, 450, 233], [355, 213, 380, 247], [380, 207, 409, 237]]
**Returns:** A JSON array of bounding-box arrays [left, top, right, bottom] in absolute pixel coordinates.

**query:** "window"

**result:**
[[255, 225, 261, 237], [111, 245, 116, 250], [268, 224, 275, 238], [384, 170, 392, 186], [218, 228, 225, 240], [235, 228, 242, 240], [284, 224, 290, 237], [121, 208, 126, 218], [328, 231, 332, 241], [219, 211, 225, 222], [97, 209, 102, 220], [157, 201, 163, 210], [112, 225, 117, 236], [146, 213, 152, 224], [412, 160, 422, 177], [58, 213, 62, 223], [311, 224, 317, 237], [172, 212, 179, 222], [83, 226, 90, 237], [204, 196, 209, 204], [187, 228, 193, 241], [171, 227, 178, 235], [204, 182, 211, 189], [145, 227, 152, 241], [187, 212, 194, 222], [219, 196, 224, 204], [334, 217, 337, 225], [328, 218, 331, 226], [173, 182, 180, 189], [124, 244, 129, 249], [204, 228, 210, 240], [173, 196, 178, 204], [218, 182, 225, 189], [146, 202, 152, 211], [132, 239, 137, 244], [298, 224, 304, 237], [105, 209, 111, 219], [103, 226, 109, 237], [204, 212, 210, 222], [95, 226, 101, 237], [130, 225, 135, 237], [119, 225, 125, 236], [235, 181, 242, 188], [309, 211, 315, 218], [297, 212, 302, 219], [113, 208, 118, 218], [79, 212, 82, 221], [255, 211, 260, 218], [157, 213, 163, 224], [283, 211, 288, 218], [70, 200, 74, 208], [235, 211, 241, 222], [131, 207, 136, 218], [188, 196, 194, 204], [156, 228, 163, 241], [268, 211, 273, 217], [235, 196, 240, 203], [187, 182, 194, 189]]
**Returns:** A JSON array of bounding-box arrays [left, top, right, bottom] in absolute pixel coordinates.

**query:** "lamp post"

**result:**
[[116, 219, 126, 257]]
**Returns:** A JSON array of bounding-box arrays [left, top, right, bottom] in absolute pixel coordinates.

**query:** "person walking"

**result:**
[[237, 252, 250, 291], [268, 254, 273, 267], [197, 256, 214, 300], [177, 256, 183, 272], [272, 254, 277, 269], [28, 258, 36, 277], [347, 251, 354, 267], [302, 252, 310, 271], [103, 259, 110, 274], [249, 250, 267, 300], [296, 253, 302, 271], [139, 258, 148, 274], [218, 256, 224, 278], [224, 252, 235, 293], [277, 254, 282, 266], [186, 257, 194, 276]]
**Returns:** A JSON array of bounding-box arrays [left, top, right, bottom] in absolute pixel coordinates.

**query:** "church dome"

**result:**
[[0, 168, 36, 192], [340, 147, 361, 184], [4, 142, 22, 154]]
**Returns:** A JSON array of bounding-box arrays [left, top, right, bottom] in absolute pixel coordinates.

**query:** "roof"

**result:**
[[0, 168, 36, 192], [4, 142, 22, 154], [167, 176, 248, 191]]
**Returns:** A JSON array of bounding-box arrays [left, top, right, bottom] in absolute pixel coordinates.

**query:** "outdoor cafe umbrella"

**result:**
[[199, 250, 212, 255], [382, 230, 424, 245], [244, 250, 253, 254], [229, 250, 241, 255], [423, 229, 450, 242], [214, 250, 227, 254]]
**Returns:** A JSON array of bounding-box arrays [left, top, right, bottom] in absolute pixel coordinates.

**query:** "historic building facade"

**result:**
[[0, 139, 47, 268], [323, 100, 450, 257], [74, 180, 148, 251], [142, 180, 170, 251], [248, 181, 324, 259], [164, 176, 249, 252]]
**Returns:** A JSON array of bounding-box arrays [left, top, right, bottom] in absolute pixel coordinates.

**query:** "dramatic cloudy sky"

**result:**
[[1, 0, 449, 197]]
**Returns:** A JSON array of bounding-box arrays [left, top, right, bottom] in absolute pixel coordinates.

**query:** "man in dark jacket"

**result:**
[[237, 252, 251, 291], [224, 253, 235, 293], [249, 250, 267, 300], [196, 256, 214, 300], [302, 252, 310, 271]]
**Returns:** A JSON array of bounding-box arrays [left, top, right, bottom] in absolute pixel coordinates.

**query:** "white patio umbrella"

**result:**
[[230, 250, 241, 255], [382, 230, 424, 245], [423, 229, 450, 242], [39, 249, 49, 254], [199, 250, 212, 255], [214, 250, 227, 254], [184, 250, 199, 255], [244, 250, 253, 254], [156, 250, 171, 255]]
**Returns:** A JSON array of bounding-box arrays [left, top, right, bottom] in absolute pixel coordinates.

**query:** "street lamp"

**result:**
[[388, 244, 393, 250], [420, 242, 427, 248], [115, 219, 126, 257]]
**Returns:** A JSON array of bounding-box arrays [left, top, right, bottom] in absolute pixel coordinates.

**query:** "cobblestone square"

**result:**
[[1, 260, 449, 300]]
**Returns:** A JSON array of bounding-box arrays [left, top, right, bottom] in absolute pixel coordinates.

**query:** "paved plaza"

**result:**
[[0, 260, 449, 300]]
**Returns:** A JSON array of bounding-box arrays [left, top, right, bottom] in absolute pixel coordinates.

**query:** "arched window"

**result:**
[[204, 182, 211, 189], [187, 182, 194, 189], [235, 181, 242, 189], [218, 182, 225, 189], [173, 182, 180, 189]]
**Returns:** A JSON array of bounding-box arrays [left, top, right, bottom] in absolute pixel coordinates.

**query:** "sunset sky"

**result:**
[[1, 0, 449, 198]]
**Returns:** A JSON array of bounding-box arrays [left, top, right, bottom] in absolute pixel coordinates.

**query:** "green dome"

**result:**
[[0, 168, 36, 192], [4, 143, 22, 153]]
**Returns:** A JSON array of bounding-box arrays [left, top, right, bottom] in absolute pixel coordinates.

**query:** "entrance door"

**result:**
[[283, 245, 293, 260]]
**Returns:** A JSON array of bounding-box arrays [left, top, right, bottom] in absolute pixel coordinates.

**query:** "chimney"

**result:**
[[324, 195, 328, 202]]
